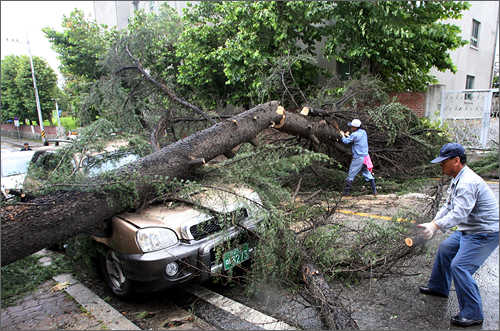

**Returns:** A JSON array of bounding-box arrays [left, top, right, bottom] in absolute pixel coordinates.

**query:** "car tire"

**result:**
[[99, 249, 133, 298]]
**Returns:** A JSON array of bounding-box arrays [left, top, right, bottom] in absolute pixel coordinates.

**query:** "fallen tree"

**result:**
[[1, 101, 346, 266], [1, 60, 448, 329]]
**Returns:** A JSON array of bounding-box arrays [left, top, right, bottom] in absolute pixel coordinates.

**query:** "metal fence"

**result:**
[[440, 89, 499, 149]]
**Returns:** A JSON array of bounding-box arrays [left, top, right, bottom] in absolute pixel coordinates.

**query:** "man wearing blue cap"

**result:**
[[339, 119, 376, 196], [417, 142, 499, 327]]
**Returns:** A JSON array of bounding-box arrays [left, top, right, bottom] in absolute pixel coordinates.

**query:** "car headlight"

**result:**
[[136, 228, 178, 253]]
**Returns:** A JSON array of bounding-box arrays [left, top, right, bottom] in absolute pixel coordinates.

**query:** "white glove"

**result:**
[[417, 221, 439, 240]]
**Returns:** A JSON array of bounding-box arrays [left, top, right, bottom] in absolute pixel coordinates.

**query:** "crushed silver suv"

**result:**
[[92, 185, 265, 297]]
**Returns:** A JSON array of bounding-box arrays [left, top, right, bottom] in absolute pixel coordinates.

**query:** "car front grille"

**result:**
[[190, 208, 248, 241]]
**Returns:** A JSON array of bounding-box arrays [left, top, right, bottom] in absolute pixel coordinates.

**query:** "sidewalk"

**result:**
[[0, 250, 139, 330]]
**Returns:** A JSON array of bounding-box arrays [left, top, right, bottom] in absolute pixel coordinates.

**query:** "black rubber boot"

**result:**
[[343, 180, 353, 196], [369, 179, 377, 195]]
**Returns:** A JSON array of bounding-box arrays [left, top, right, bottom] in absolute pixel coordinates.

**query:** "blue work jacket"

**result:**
[[341, 128, 369, 158]]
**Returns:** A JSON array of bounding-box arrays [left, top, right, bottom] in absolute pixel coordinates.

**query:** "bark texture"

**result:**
[[302, 263, 359, 329]]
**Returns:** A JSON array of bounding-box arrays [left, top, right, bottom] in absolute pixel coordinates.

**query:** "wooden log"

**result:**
[[302, 263, 359, 329]]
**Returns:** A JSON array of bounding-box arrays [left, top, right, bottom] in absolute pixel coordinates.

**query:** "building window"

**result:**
[[465, 75, 475, 100], [471, 19, 480, 48]]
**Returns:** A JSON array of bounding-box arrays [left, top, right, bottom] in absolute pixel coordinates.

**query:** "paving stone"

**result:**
[[32, 249, 50, 257], [0, 278, 112, 330], [6, 305, 24, 314], [22, 305, 44, 316], [38, 256, 53, 266]]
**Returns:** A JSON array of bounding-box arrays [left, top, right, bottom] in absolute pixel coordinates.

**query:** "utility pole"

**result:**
[[26, 36, 47, 145]]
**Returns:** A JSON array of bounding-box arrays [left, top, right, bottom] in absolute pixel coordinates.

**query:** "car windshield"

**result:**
[[1, 150, 36, 177], [85, 153, 139, 177]]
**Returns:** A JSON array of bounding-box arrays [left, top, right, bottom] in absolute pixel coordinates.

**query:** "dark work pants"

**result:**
[[427, 231, 499, 320]]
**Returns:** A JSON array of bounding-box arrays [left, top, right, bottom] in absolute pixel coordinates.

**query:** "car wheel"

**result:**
[[100, 249, 133, 298]]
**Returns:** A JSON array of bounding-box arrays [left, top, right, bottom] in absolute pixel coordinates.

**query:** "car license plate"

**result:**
[[223, 243, 250, 271]]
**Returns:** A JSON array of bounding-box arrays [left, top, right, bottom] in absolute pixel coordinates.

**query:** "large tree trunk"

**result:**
[[1, 101, 342, 266]]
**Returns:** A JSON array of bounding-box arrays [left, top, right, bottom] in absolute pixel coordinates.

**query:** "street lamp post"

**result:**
[[5, 36, 48, 145], [26, 37, 47, 145]]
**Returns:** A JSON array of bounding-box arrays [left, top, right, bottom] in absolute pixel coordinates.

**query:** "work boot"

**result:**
[[369, 179, 377, 195], [343, 180, 353, 196]]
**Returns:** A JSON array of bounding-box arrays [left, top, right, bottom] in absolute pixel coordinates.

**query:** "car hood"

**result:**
[[116, 185, 263, 237]]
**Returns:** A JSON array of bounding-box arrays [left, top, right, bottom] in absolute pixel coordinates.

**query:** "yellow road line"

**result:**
[[336, 209, 416, 224]]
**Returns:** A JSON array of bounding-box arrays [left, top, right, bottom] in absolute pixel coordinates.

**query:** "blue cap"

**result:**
[[430, 143, 465, 164]]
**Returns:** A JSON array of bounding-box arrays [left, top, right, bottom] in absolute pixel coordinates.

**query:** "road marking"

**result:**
[[336, 209, 416, 223], [53, 274, 140, 330], [338, 177, 498, 223], [185, 285, 296, 330]]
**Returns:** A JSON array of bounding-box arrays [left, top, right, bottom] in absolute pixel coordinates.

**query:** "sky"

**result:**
[[1, 1, 95, 86]]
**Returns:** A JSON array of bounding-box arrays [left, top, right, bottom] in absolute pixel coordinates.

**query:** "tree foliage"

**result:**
[[177, 1, 328, 108], [1, 55, 58, 124], [42, 9, 113, 81], [43, 9, 115, 123], [322, 1, 470, 91], [175, 0, 470, 103], [44, 1, 471, 125], [94, 3, 186, 137]]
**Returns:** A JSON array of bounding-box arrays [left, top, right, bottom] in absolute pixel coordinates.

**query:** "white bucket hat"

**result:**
[[348, 119, 361, 128]]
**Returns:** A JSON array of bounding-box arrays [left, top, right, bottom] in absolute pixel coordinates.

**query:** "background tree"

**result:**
[[43, 1, 471, 126], [177, 1, 329, 109], [322, 1, 470, 91], [176, 1, 470, 104], [1, 55, 58, 125], [43, 9, 115, 124], [95, 3, 185, 139], [43, 9, 112, 81], [1, 55, 23, 122]]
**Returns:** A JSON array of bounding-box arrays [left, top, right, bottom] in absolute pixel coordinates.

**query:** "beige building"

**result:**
[[93, 1, 192, 30], [429, 1, 499, 91]]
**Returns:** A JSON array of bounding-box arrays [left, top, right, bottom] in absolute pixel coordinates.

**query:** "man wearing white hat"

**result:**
[[339, 119, 376, 196]]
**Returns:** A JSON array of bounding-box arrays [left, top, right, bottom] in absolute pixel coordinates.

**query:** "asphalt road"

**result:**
[[2, 134, 498, 330]]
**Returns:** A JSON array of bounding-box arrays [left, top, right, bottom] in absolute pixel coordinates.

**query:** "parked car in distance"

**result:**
[[1, 149, 36, 199], [93, 185, 265, 297], [23, 140, 139, 191], [1, 145, 59, 199]]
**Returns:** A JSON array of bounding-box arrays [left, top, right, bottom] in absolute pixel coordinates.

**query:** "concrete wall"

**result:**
[[425, 85, 446, 120], [1, 124, 58, 140], [429, 1, 499, 90]]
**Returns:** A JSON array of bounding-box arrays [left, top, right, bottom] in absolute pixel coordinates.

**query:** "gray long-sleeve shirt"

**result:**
[[434, 165, 499, 233]]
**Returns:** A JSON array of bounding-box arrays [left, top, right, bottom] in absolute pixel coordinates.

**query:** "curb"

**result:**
[[52, 274, 140, 330]]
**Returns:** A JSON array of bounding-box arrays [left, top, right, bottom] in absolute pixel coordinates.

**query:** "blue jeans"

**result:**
[[427, 231, 499, 320], [346, 156, 374, 182]]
